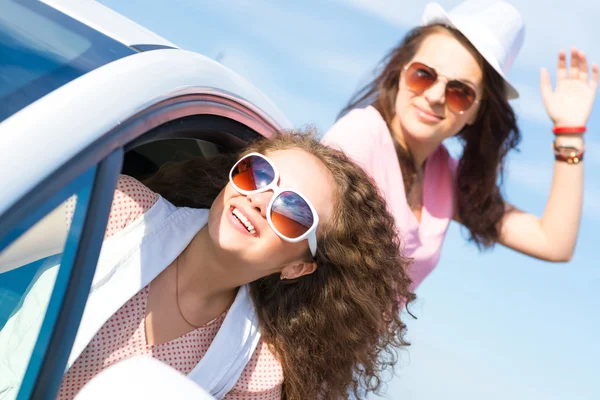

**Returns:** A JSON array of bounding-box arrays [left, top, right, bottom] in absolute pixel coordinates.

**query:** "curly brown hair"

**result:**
[[144, 129, 415, 399], [339, 24, 521, 248]]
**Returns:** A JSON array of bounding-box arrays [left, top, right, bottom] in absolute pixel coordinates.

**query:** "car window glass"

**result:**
[[0, 0, 134, 122], [0, 168, 95, 400], [0, 1, 91, 99]]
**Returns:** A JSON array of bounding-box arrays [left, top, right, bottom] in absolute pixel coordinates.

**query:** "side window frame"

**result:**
[[9, 164, 97, 400], [27, 149, 123, 399], [0, 149, 122, 400]]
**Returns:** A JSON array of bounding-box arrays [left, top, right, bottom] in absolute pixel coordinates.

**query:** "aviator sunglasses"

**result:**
[[403, 61, 480, 114], [229, 152, 319, 257]]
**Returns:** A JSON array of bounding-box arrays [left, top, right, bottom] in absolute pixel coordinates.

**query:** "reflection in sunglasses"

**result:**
[[248, 158, 275, 189], [272, 193, 314, 229]]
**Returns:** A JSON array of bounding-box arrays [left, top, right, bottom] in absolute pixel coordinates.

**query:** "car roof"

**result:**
[[42, 0, 178, 48]]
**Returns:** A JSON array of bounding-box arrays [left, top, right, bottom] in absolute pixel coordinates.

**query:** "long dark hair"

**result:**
[[339, 24, 521, 248], [144, 130, 416, 399]]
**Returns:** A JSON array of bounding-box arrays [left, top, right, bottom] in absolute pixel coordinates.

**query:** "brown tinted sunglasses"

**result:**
[[403, 61, 480, 114]]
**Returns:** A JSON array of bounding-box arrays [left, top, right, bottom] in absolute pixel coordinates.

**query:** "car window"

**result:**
[[0, 166, 96, 400], [0, 0, 134, 123]]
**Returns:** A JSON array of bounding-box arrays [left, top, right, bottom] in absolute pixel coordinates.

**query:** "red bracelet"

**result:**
[[552, 126, 586, 135]]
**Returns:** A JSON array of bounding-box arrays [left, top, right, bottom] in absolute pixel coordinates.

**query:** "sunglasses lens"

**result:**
[[405, 62, 437, 93], [446, 80, 477, 113], [270, 191, 314, 239], [406, 62, 477, 113], [231, 155, 275, 191]]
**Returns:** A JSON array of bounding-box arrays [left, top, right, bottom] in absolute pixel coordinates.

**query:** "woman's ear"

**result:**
[[280, 261, 317, 280], [466, 99, 484, 125], [465, 108, 479, 125]]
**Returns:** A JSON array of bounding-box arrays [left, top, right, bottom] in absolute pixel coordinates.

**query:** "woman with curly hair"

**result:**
[[323, 0, 598, 291], [0, 131, 414, 400]]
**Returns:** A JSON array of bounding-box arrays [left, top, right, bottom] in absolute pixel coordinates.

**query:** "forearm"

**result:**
[[539, 157, 584, 260], [498, 136, 585, 262]]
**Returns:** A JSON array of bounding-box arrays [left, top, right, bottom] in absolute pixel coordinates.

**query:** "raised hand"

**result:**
[[540, 47, 598, 127]]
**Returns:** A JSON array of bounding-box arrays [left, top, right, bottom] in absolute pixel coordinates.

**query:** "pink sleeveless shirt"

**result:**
[[323, 106, 457, 290]]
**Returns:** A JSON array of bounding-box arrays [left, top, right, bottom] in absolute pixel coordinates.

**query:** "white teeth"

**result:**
[[232, 208, 256, 234]]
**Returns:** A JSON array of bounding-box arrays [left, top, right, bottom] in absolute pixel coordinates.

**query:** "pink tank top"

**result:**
[[323, 106, 458, 290]]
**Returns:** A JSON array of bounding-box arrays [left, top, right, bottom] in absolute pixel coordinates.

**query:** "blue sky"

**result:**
[[100, 1, 600, 398]]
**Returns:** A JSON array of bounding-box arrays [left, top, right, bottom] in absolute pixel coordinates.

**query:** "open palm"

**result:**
[[541, 47, 599, 127]]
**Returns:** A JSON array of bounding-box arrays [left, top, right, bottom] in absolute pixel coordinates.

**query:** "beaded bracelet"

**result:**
[[553, 142, 584, 164]]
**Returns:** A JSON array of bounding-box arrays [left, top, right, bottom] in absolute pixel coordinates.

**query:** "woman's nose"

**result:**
[[244, 190, 273, 217], [423, 78, 447, 105]]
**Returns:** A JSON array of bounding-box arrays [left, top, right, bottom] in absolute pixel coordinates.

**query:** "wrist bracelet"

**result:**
[[553, 126, 586, 135], [553, 143, 584, 164]]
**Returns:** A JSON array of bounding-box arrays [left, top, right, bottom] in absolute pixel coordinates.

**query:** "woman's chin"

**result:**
[[403, 124, 443, 144], [403, 119, 463, 145], [216, 223, 250, 247]]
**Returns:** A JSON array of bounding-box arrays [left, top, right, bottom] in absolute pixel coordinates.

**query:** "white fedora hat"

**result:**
[[422, 0, 525, 99]]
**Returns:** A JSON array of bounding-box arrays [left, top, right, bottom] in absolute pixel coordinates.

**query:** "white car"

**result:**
[[0, 0, 290, 398]]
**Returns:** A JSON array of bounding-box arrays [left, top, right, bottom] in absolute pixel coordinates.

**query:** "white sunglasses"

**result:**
[[229, 152, 319, 257]]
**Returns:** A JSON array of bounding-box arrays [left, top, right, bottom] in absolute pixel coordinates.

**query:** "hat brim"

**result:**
[[422, 2, 519, 100]]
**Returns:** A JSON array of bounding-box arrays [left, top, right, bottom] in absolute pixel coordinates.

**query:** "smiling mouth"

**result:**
[[232, 207, 256, 235], [415, 105, 443, 120]]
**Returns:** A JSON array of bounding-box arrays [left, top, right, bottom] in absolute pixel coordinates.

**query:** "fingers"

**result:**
[[569, 47, 580, 80], [560, 47, 598, 88], [557, 49, 567, 80], [578, 50, 589, 82]]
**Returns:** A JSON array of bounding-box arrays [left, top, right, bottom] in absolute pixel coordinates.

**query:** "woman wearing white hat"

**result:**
[[323, 0, 598, 291]]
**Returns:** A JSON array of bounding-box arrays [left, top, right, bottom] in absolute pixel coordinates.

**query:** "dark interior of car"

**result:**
[[121, 115, 263, 181]]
